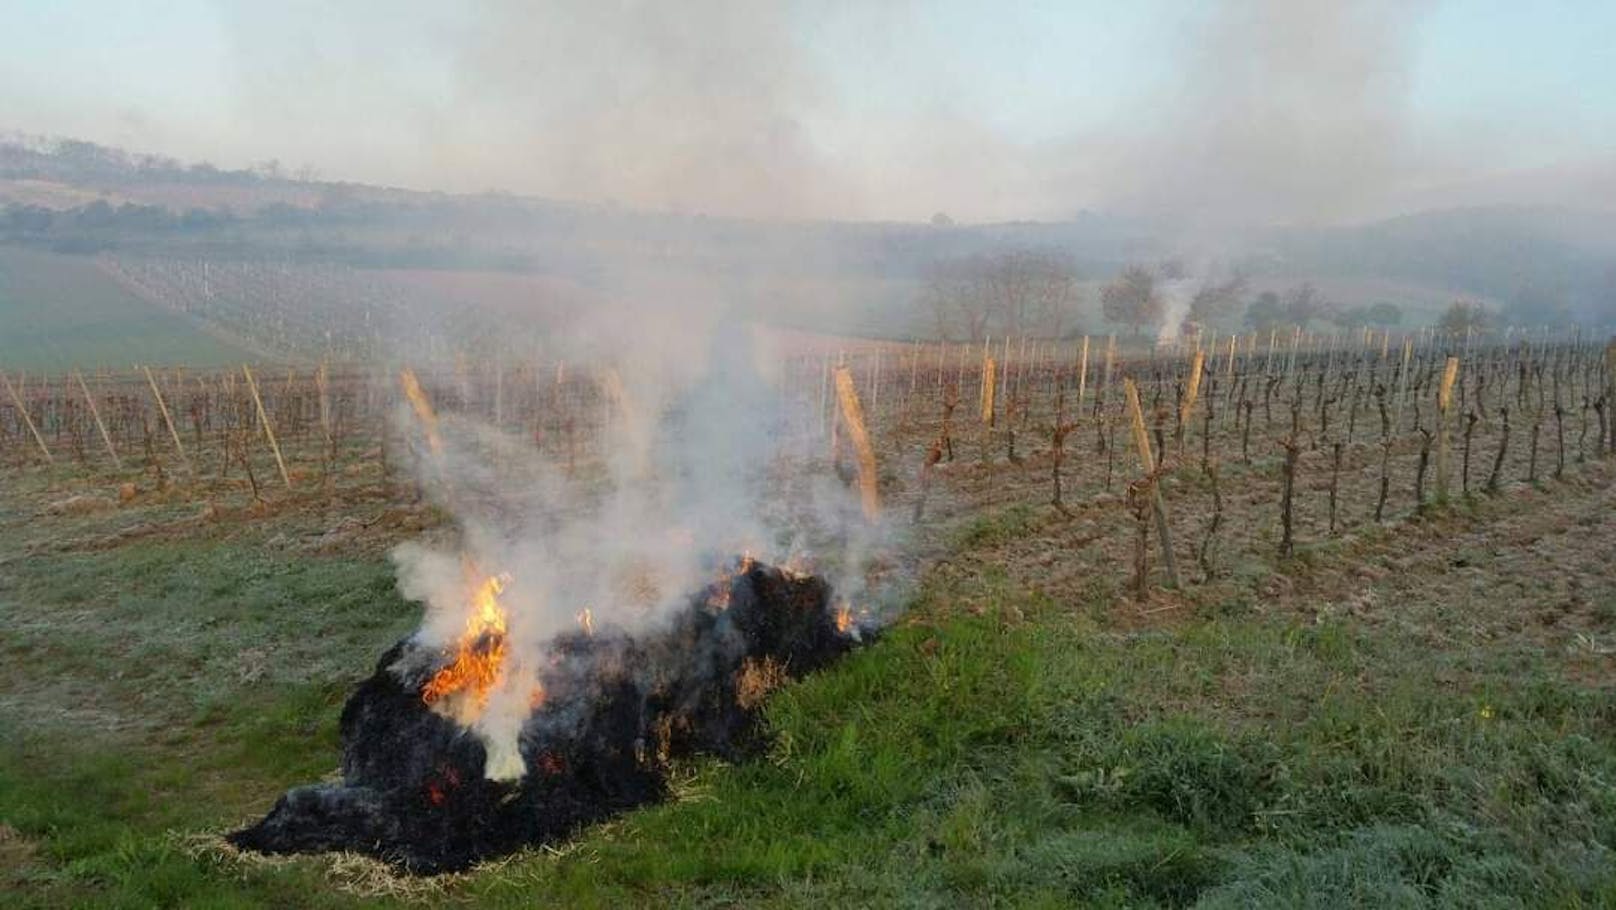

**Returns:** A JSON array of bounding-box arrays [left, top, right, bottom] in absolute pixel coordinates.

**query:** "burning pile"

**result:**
[[230, 558, 859, 873]]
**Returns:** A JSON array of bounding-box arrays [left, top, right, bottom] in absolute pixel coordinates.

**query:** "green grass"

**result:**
[[0, 248, 254, 370], [4, 509, 1616, 906]]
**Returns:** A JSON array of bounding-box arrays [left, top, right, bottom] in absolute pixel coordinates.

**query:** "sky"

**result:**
[[1, 0, 1613, 224]]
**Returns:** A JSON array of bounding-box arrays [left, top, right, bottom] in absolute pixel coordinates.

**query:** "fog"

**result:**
[[8, 1, 1611, 226], [210, 0, 1428, 224]]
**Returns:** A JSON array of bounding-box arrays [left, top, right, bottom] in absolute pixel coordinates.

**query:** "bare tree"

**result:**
[[986, 249, 1081, 338], [1101, 265, 1163, 339], [923, 254, 993, 342], [1283, 283, 1326, 329], [924, 249, 1080, 341], [1437, 299, 1492, 336], [1186, 271, 1249, 331]]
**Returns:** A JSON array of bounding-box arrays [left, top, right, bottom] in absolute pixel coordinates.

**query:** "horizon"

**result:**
[[10, 128, 1616, 233]]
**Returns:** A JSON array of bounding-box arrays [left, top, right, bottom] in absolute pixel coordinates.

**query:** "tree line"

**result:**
[[923, 251, 1436, 342]]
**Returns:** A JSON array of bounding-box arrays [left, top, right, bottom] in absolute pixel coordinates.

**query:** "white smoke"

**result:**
[[1155, 277, 1198, 346], [383, 293, 889, 777]]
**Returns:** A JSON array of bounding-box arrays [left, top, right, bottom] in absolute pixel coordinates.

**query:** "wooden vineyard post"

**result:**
[[1000, 335, 1012, 417], [1222, 333, 1238, 429], [73, 370, 121, 469], [1436, 356, 1459, 500], [1, 370, 53, 464], [980, 356, 997, 427], [316, 361, 332, 443], [242, 364, 292, 489], [1123, 378, 1182, 589], [142, 365, 191, 477], [1100, 335, 1116, 414], [1178, 350, 1205, 457], [1076, 336, 1090, 411], [833, 365, 881, 523], [1285, 326, 1301, 386], [316, 361, 334, 484], [1393, 338, 1414, 432]]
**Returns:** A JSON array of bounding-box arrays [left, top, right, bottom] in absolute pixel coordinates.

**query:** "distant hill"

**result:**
[[1259, 206, 1616, 325], [1, 134, 1611, 367]]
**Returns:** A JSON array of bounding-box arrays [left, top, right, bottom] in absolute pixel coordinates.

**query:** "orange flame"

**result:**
[[421, 572, 511, 712], [575, 607, 595, 637], [834, 605, 854, 634], [399, 368, 442, 457], [705, 553, 757, 611]]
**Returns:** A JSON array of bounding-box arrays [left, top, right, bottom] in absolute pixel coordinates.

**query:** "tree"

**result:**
[[1282, 283, 1326, 329], [1437, 300, 1492, 336], [1187, 272, 1249, 326], [1244, 291, 1285, 333], [1332, 306, 1369, 329], [1101, 265, 1162, 338], [1366, 302, 1403, 326], [1505, 279, 1572, 327], [984, 249, 1080, 339], [923, 249, 1080, 341], [923, 255, 992, 342], [1332, 302, 1403, 329]]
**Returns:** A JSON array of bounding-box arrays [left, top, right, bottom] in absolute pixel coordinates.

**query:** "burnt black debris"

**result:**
[[229, 560, 856, 873]]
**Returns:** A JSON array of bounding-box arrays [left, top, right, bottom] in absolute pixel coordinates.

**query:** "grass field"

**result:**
[[0, 249, 254, 371], [3, 448, 1614, 907]]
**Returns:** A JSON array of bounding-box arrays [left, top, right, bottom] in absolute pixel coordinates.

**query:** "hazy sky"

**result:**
[[2, 0, 1613, 223]]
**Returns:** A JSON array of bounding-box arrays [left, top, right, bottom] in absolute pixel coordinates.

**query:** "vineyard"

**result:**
[[95, 256, 606, 364], [11, 10, 1616, 903], [5, 326, 1616, 906], [4, 329, 1611, 601]]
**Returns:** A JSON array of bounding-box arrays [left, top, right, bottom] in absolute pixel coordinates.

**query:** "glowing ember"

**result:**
[[706, 553, 758, 611], [834, 605, 854, 634]]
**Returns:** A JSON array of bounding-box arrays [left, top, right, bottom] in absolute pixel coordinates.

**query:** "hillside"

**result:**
[[2, 136, 1612, 368], [0, 249, 257, 371]]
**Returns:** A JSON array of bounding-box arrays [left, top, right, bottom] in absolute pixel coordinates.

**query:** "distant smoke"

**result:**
[[1155, 277, 1197, 346]]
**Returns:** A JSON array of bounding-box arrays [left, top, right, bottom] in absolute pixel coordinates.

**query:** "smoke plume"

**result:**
[[384, 292, 886, 775]]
